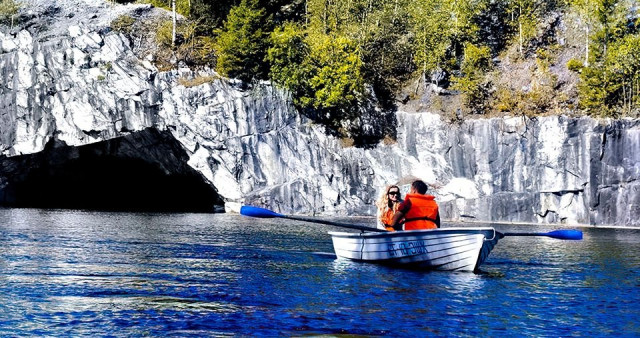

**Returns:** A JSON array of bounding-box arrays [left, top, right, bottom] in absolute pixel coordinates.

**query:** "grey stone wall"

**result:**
[[0, 0, 638, 225]]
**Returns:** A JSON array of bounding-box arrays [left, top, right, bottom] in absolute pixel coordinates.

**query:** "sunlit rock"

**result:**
[[0, 0, 638, 225]]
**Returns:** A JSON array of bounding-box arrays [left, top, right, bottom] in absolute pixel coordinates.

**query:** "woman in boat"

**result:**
[[376, 185, 404, 231]]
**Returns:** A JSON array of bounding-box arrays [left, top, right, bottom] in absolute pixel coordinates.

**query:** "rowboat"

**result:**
[[329, 227, 500, 272], [239, 206, 583, 272]]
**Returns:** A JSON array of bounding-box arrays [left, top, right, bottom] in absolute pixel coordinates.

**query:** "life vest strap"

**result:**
[[402, 216, 437, 224]]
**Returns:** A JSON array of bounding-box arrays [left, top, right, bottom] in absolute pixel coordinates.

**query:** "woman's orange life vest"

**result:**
[[402, 194, 439, 230], [380, 208, 398, 231]]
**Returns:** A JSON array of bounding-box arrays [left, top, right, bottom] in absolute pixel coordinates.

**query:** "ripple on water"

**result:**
[[0, 211, 639, 336]]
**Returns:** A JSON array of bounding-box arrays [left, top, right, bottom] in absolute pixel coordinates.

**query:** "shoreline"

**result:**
[[448, 219, 640, 230], [302, 214, 640, 230]]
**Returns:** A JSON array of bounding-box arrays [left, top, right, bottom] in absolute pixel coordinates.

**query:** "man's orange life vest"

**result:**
[[402, 194, 439, 230]]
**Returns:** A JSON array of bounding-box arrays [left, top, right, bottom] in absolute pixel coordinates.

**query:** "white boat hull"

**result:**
[[329, 227, 499, 272]]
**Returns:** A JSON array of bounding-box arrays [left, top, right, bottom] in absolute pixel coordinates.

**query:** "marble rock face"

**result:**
[[0, 0, 639, 225]]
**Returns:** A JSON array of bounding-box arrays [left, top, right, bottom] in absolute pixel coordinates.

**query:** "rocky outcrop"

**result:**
[[0, 128, 224, 212], [0, 0, 638, 225]]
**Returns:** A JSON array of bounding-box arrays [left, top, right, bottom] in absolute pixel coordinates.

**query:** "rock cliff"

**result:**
[[0, 0, 638, 225]]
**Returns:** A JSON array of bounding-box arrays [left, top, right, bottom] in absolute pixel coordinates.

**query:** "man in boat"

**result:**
[[389, 180, 440, 231]]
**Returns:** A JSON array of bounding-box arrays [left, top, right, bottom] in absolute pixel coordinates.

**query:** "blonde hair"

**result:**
[[376, 185, 402, 213]]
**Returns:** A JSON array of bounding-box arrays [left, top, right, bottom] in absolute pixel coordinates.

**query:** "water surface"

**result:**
[[0, 209, 638, 336]]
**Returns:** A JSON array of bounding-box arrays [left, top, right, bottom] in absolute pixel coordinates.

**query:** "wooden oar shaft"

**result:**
[[285, 215, 386, 232]]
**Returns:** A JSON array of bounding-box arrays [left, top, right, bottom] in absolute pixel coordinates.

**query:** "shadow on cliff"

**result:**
[[0, 128, 224, 213]]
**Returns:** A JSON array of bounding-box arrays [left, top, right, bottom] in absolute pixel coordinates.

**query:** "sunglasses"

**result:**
[[388, 191, 400, 196]]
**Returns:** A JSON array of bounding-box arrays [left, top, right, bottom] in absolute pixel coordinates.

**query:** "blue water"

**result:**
[[0, 209, 638, 336]]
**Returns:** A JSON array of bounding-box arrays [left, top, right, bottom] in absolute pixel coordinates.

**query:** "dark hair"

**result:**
[[411, 180, 428, 194]]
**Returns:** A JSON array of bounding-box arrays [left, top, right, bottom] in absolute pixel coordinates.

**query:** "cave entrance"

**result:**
[[0, 129, 224, 213]]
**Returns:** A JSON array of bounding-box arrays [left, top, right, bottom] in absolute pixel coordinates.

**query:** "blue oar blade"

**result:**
[[546, 229, 583, 240], [240, 206, 284, 218], [501, 229, 583, 240]]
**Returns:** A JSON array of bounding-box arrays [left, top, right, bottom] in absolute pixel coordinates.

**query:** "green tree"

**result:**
[[407, 0, 484, 86], [452, 43, 492, 112], [215, 0, 270, 83], [578, 33, 640, 116], [306, 0, 354, 35], [569, 0, 599, 66], [267, 24, 365, 135], [572, 0, 640, 115], [190, 0, 240, 34], [352, 0, 415, 109], [0, 0, 20, 26], [267, 22, 310, 98], [138, 0, 192, 16], [445, 0, 482, 60], [474, 0, 513, 55], [304, 34, 364, 113], [408, 0, 451, 84], [590, 0, 626, 60], [506, 0, 542, 57]]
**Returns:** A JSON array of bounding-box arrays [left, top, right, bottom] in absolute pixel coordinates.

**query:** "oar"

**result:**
[[240, 205, 385, 232], [498, 229, 583, 240]]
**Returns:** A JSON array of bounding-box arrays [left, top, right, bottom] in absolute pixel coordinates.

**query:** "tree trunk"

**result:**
[[519, 15, 523, 56], [172, 0, 177, 48], [584, 25, 589, 66]]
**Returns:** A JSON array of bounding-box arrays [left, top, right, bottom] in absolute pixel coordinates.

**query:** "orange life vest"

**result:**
[[380, 208, 398, 232], [403, 194, 439, 230]]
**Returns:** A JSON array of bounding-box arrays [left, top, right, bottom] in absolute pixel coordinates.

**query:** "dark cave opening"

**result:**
[[0, 129, 224, 213], [12, 156, 219, 212]]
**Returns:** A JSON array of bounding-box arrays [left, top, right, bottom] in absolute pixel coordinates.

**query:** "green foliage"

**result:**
[[186, 35, 217, 66], [408, 0, 453, 78], [460, 43, 492, 75], [505, 0, 561, 57], [190, 0, 238, 34], [0, 0, 20, 24], [177, 20, 217, 66], [578, 33, 640, 116], [155, 19, 174, 47], [475, 0, 513, 55], [493, 83, 558, 116], [590, 0, 630, 60], [110, 14, 136, 35], [267, 22, 309, 95], [570, 0, 640, 116], [116, 0, 640, 126], [150, 18, 216, 69], [358, 0, 415, 110], [304, 0, 415, 116], [215, 0, 270, 83], [267, 21, 365, 136], [407, 0, 489, 87], [452, 43, 492, 112], [137, 0, 191, 16], [567, 58, 584, 72], [304, 34, 364, 112]]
